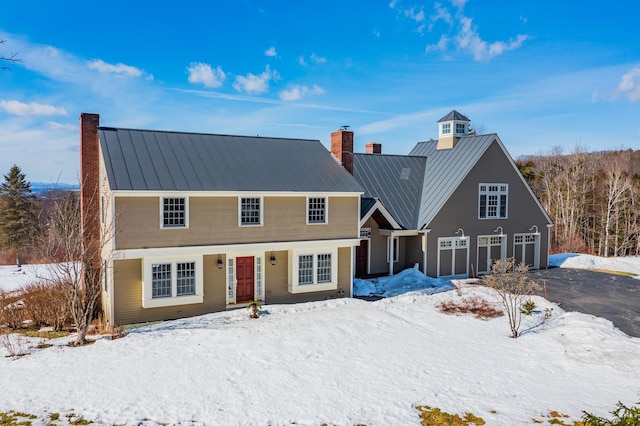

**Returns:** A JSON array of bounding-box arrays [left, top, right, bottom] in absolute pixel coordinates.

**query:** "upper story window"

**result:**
[[240, 197, 262, 226], [162, 197, 187, 228], [479, 184, 508, 219], [442, 123, 451, 134], [307, 197, 327, 224], [455, 123, 466, 134]]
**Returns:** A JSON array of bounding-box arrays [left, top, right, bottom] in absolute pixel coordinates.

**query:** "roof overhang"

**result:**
[[360, 198, 402, 230]]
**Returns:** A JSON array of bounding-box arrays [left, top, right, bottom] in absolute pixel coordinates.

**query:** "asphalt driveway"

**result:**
[[527, 268, 640, 338]]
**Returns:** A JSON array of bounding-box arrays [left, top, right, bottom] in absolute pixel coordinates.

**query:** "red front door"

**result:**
[[356, 240, 368, 277], [236, 256, 255, 303]]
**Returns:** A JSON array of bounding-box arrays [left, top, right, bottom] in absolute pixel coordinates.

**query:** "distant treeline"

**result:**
[[517, 147, 640, 256]]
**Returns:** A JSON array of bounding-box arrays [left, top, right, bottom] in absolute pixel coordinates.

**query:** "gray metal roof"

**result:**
[[353, 153, 428, 229], [437, 110, 470, 122], [410, 134, 498, 227], [99, 127, 363, 193], [360, 197, 377, 219]]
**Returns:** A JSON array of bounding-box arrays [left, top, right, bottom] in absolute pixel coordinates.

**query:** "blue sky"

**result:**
[[1, 0, 639, 184]]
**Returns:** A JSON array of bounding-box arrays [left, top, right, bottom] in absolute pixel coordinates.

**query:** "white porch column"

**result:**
[[388, 231, 395, 276]]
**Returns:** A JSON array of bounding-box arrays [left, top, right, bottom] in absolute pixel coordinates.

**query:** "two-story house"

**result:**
[[80, 113, 363, 326]]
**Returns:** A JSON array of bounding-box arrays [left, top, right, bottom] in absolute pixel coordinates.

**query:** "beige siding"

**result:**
[[112, 255, 226, 325], [425, 141, 550, 276], [265, 247, 352, 305], [115, 196, 358, 250], [364, 217, 390, 275]]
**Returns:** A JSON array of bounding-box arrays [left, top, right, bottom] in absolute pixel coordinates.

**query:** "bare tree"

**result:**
[[37, 188, 113, 345], [599, 153, 633, 257], [1, 39, 23, 70], [482, 258, 541, 338]]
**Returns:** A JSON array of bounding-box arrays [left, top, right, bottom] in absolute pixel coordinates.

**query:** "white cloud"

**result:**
[[616, 67, 640, 101], [425, 4, 529, 62], [232, 65, 280, 94], [310, 53, 327, 64], [87, 59, 144, 77], [279, 84, 325, 101], [389, 0, 399, 9], [297, 56, 307, 66], [426, 35, 450, 52], [187, 62, 226, 88], [265, 46, 277, 57], [0, 100, 67, 116], [430, 2, 453, 28]]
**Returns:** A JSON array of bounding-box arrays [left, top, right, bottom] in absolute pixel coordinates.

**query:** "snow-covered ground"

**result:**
[[0, 263, 53, 293], [0, 254, 639, 425]]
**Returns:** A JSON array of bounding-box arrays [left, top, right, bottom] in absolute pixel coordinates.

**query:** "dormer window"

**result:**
[[442, 123, 451, 134], [456, 123, 466, 134]]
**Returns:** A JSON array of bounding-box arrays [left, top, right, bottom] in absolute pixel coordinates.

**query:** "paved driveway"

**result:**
[[527, 268, 640, 338]]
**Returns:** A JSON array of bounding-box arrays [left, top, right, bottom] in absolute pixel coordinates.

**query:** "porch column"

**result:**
[[388, 232, 395, 276]]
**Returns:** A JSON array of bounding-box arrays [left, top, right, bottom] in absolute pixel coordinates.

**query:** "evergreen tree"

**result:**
[[0, 165, 38, 259]]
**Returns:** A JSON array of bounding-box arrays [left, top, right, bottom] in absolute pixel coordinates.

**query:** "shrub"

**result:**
[[20, 280, 72, 331], [0, 290, 26, 330], [481, 258, 541, 338], [437, 296, 504, 320], [582, 401, 640, 425], [520, 299, 537, 316]]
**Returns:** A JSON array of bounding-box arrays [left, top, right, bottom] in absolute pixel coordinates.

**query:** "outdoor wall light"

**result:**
[[217, 255, 223, 269], [529, 225, 539, 234], [455, 228, 465, 238], [493, 226, 503, 235], [270, 252, 277, 266]]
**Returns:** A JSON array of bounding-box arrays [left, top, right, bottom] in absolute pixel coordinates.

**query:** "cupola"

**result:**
[[437, 110, 470, 150]]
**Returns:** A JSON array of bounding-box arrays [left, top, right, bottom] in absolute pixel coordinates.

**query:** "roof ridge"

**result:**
[[98, 127, 320, 142]]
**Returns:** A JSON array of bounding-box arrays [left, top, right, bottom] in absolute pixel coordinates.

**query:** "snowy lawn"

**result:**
[[0, 254, 639, 425]]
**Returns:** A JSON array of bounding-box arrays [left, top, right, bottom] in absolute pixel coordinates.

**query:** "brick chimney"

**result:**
[[331, 128, 354, 175], [80, 113, 102, 307], [365, 142, 382, 154]]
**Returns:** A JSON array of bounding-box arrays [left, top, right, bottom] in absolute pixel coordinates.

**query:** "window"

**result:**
[[298, 254, 314, 285], [479, 184, 508, 219], [455, 123, 466, 134], [289, 249, 338, 293], [307, 197, 327, 224], [387, 236, 399, 263], [143, 257, 203, 308], [152, 263, 172, 298], [316, 254, 332, 283], [176, 262, 196, 296], [240, 197, 262, 226], [162, 197, 186, 228], [442, 123, 451, 134]]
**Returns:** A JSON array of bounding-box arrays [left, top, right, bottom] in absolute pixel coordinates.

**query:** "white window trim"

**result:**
[[478, 183, 509, 220], [306, 196, 329, 225], [441, 123, 451, 135], [288, 248, 338, 294], [142, 255, 203, 308], [386, 236, 399, 263], [238, 196, 264, 227], [160, 197, 189, 229]]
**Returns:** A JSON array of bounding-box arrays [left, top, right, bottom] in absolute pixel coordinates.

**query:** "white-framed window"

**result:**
[[387, 236, 399, 263], [142, 256, 203, 308], [307, 197, 327, 224], [455, 123, 466, 134], [227, 258, 234, 301], [442, 123, 451, 134], [360, 228, 371, 238], [289, 248, 338, 294], [479, 184, 508, 219], [161, 197, 187, 228], [239, 197, 262, 226]]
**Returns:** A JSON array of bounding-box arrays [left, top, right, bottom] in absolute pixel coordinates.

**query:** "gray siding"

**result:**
[[425, 141, 550, 276]]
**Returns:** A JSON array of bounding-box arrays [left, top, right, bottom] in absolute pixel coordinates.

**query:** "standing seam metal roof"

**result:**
[[353, 154, 428, 229], [99, 127, 364, 193]]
